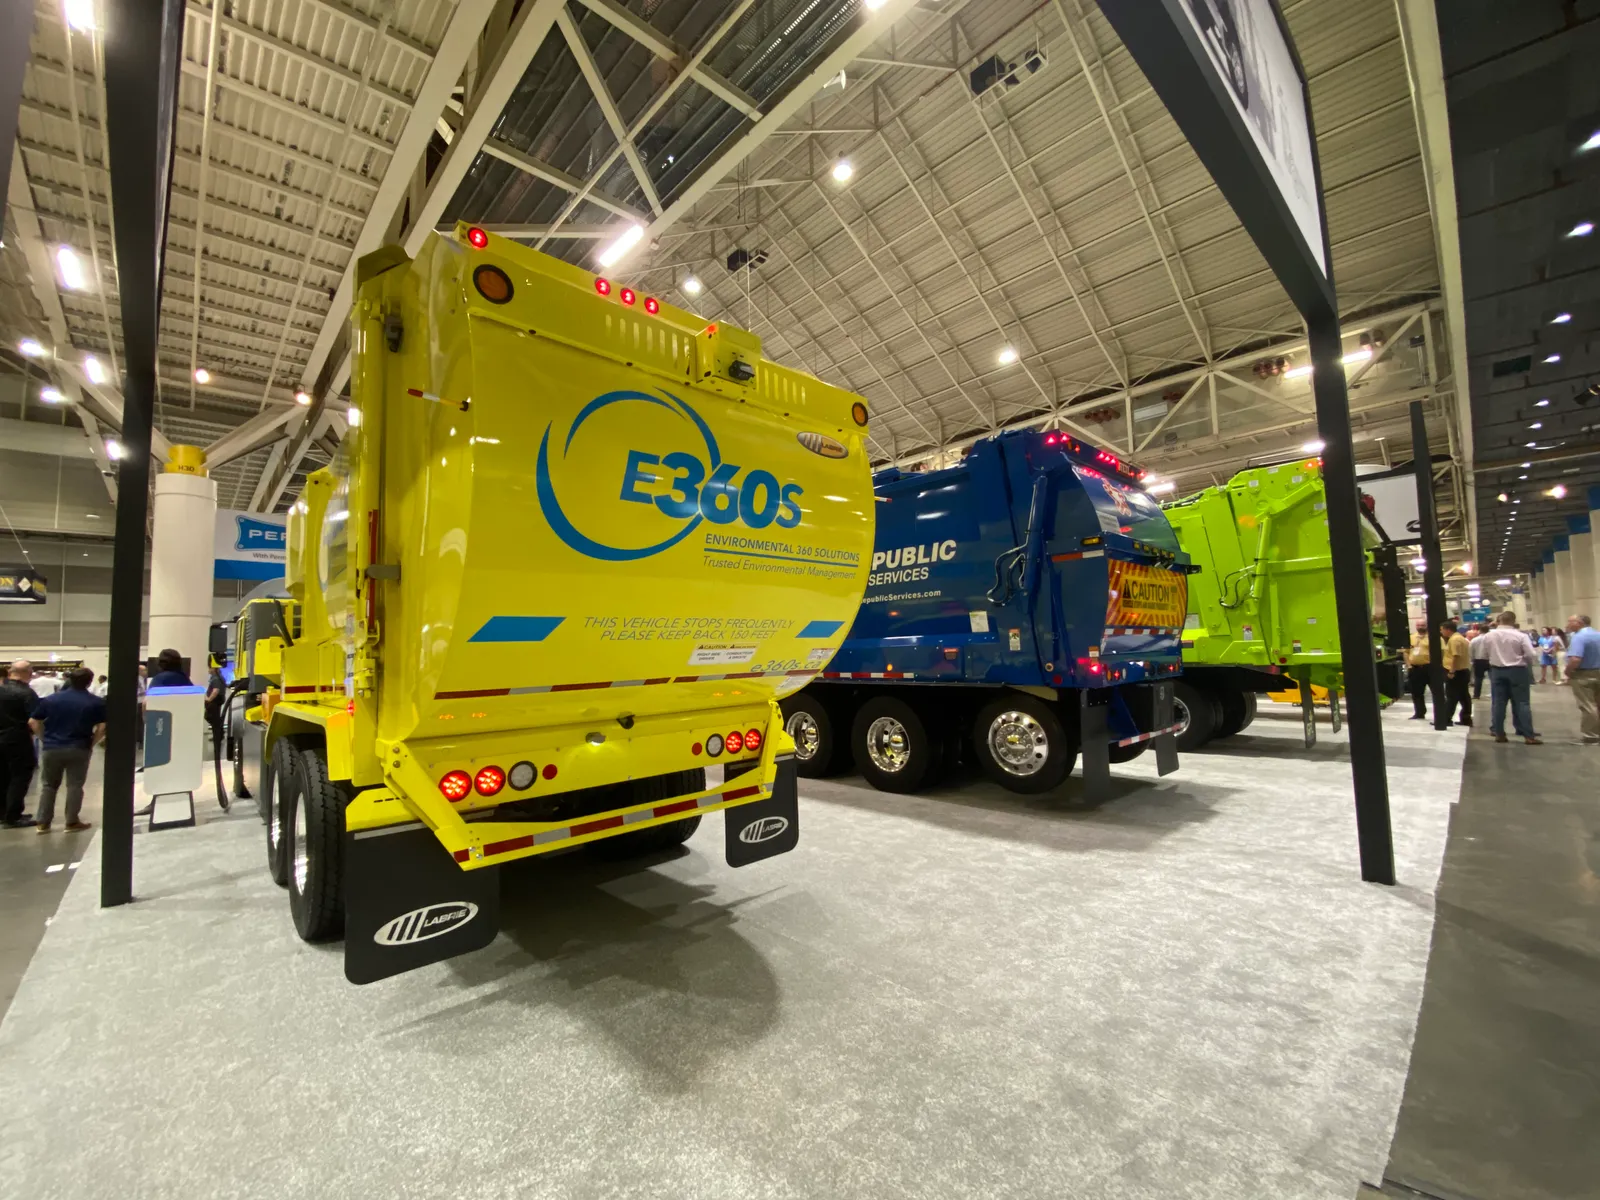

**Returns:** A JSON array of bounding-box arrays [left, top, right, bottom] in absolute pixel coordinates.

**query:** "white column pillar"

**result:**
[[1510, 589, 1529, 626], [1568, 518, 1596, 621], [1553, 537, 1574, 626], [1530, 566, 1546, 627], [148, 446, 217, 680]]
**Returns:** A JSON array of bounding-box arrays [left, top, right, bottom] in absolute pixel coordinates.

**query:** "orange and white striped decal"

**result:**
[[436, 668, 817, 701]]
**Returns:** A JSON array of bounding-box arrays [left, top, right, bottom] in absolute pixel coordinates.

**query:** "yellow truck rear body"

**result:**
[[256, 226, 873, 980]]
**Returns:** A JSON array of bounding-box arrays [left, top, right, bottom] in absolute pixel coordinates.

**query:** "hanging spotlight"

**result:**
[[996, 345, 1018, 366], [831, 159, 854, 183], [681, 275, 703, 296], [55, 245, 88, 291], [193, 367, 212, 384], [19, 338, 46, 358], [294, 390, 312, 406], [83, 354, 106, 384], [39, 386, 64, 404], [64, 0, 94, 30]]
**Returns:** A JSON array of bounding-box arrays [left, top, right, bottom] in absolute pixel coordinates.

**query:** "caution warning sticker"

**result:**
[[688, 643, 759, 666], [1105, 559, 1188, 630]]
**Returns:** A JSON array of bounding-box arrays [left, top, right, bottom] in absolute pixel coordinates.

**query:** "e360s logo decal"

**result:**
[[536, 389, 804, 562]]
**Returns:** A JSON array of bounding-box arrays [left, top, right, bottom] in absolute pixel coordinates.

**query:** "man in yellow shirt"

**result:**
[[1405, 620, 1433, 720], [1441, 619, 1473, 727]]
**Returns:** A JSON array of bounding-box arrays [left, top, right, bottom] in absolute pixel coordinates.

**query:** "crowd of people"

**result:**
[[0, 649, 201, 832], [1406, 612, 1600, 745]]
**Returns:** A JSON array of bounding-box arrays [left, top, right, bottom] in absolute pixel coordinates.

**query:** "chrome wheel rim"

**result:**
[[786, 711, 821, 762], [267, 783, 279, 853], [864, 716, 911, 773], [1173, 697, 1192, 735], [292, 790, 309, 892], [987, 710, 1048, 777]]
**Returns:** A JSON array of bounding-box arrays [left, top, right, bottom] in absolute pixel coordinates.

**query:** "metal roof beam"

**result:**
[[570, 0, 763, 120], [555, 6, 664, 216], [204, 404, 305, 468], [480, 138, 647, 222], [174, 61, 397, 156]]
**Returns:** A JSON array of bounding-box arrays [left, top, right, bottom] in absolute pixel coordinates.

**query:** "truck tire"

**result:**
[[782, 692, 848, 777], [1173, 681, 1221, 751], [1213, 687, 1249, 740], [972, 695, 1076, 794], [588, 769, 705, 858], [265, 736, 296, 886], [283, 741, 346, 942], [1238, 691, 1257, 732], [1107, 740, 1147, 764], [853, 697, 940, 793]]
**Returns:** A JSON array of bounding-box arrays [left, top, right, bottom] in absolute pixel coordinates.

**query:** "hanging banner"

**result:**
[[214, 509, 287, 581], [0, 567, 48, 603]]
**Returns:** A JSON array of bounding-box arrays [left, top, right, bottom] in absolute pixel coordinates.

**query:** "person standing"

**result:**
[[1405, 620, 1433, 720], [1441, 619, 1473, 727], [148, 648, 192, 689], [204, 660, 227, 754], [0, 660, 39, 828], [1470, 622, 1492, 699], [28, 666, 105, 833], [1538, 628, 1560, 684], [91, 674, 109, 698], [1565, 614, 1600, 744], [1482, 612, 1541, 744]]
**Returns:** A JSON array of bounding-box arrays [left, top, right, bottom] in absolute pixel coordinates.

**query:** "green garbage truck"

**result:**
[[1162, 457, 1407, 749]]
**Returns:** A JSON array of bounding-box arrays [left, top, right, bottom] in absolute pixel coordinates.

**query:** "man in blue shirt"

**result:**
[[1565, 614, 1600, 743], [29, 667, 106, 833], [149, 648, 193, 689]]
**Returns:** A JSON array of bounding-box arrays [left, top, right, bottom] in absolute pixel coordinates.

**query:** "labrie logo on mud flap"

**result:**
[[537, 388, 804, 562], [374, 902, 479, 946], [739, 815, 790, 844]]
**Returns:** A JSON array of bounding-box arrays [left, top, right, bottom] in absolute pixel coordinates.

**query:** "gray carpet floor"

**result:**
[[0, 704, 1463, 1200]]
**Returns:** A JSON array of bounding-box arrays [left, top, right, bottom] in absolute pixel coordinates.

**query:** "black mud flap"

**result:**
[[1329, 689, 1343, 733], [1298, 671, 1317, 748], [1151, 681, 1179, 776], [1079, 690, 1111, 800], [725, 757, 800, 867], [344, 825, 500, 985]]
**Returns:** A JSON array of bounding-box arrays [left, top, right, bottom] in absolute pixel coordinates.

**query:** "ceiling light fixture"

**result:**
[[1341, 347, 1373, 365], [105, 439, 123, 459], [1529, 422, 1542, 430], [1566, 221, 1594, 238], [1146, 480, 1177, 495], [864, 0, 888, 10], [681, 275, 702, 296], [997, 345, 1018, 366], [19, 338, 46, 358], [597, 224, 644, 269], [1543, 353, 1562, 364], [1301, 439, 1325, 453], [294, 390, 311, 406], [1495, 578, 1512, 585], [1583, 131, 1600, 152], [1549, 484, 1567, 499], [1498, 492, 1509, 502], [831, 159, 854, 183], [1519, 473, 1529, 479], [39, 386, 64, 404], [1283, 363, 1314, 379], [83, 354, 105, 384], [193, 367, 212, 384], [1551, 313, 1572, 324], [64, 0, 94, 30], [55, 245, 88, 291], [1536, 398, 1550, 406]]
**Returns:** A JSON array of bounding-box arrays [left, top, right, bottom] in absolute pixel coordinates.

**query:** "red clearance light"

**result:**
[[474, 765, 506, 796], [620, 287, 637, 306], [644, 296, 660, 315], [467, 226, 488, 249], [705, 322, 718, 335], [595, 277, 611, 296], [726, 730, 744, 755], [744, 728, 762, 752], [691, 741, 703, 756], [439, 770, 472, 801], [1043, 433, 1060, 446], [542, 763, 559, 780]]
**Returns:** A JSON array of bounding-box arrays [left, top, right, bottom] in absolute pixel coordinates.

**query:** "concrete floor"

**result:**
[[1378, 685, 1600, 1200], [0, 706, 1464, 1199]]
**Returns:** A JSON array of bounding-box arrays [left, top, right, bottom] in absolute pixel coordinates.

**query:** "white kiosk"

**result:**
[[143, 684, 207, 829]]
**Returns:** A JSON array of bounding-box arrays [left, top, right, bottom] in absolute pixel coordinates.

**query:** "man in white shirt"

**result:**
[[1469, 624, 1492, 699], [1480, 612, 1540, 744]]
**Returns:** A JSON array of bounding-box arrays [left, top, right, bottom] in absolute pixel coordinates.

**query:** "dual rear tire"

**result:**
[[265, 737, 346, 942]]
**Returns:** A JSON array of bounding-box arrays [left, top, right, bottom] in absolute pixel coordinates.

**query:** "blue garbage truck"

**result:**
[[780, 428, 1192, 798]]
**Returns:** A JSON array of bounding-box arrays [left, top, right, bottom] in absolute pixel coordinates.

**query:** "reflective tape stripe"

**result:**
[[434, 670, 816, 701], [1114, 721, 1183, 748]]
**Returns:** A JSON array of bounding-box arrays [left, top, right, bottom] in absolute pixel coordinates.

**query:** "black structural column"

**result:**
[[1093, 0, 1394, 883], [99, 0, 185, 907], [1410, 401, 1449, 730]]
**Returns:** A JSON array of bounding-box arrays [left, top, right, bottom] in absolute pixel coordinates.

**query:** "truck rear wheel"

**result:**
[[1238, 691, 1257, 731], [852, 697, 940, 793], [284, 741, 346, 942], [1213, 687, 1249, 740], [1107, 740, 1147, 764], [973, 695, 1076, 794], [265, 736, 296, 886], [782, 692, 848, 778], [1173, 682, 1220, 751], [588, 769, 705, 858]]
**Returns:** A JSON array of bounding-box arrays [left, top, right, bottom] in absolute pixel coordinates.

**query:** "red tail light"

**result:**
[[595, 278, 611, 296], [743, 728, 762, 752], [542, 763, 559, 780], [439, 770, 471, 801], [1044, 433, 1059, 446], [691, 742, 703, 755], [467, 226, 488, 249], [725, 730, 744, 754], [644, 296, 660, 315], [474, 765, 505, 796], [620, 287, 637, 306]]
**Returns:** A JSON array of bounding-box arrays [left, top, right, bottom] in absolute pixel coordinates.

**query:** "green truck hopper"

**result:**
[[1162, 458, 1407, 749]]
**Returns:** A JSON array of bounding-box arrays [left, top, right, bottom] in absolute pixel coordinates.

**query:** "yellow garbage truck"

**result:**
[[233, 225, 874, 983]]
